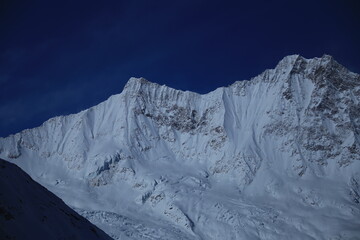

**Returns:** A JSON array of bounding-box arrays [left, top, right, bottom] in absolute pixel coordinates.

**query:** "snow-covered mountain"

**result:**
[[1, 54, 360, 239], [0, 158, 112, 240]]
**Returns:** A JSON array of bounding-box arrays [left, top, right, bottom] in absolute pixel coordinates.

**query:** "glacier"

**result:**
[[1, 54, 360, 239]]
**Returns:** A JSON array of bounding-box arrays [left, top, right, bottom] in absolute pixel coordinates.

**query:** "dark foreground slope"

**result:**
[[0, 158, 113, 240]]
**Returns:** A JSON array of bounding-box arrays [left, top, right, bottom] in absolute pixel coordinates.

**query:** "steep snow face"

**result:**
[[1, 55, 360, 239], [0, 159, 112, 240]]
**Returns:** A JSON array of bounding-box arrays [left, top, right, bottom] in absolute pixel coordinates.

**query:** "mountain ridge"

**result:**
[[0, 54, 359, 239], [0, 54, 356, 139]]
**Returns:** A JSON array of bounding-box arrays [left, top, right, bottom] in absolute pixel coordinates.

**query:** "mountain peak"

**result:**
[[123, 77, 162, 93], [270, 54, 357, 84], [1, 54, 360, 240], [320, 54, 333, 61], [311, 54, 336, 68], [275, 54, 303, 68], [274, 54, 338, 71], [124, 77, 152, 88]]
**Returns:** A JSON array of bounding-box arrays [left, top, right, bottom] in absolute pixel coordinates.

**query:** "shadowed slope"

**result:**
[[0, 158, 113, 240]]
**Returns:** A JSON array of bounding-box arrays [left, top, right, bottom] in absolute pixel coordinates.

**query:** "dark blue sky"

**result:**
[[0, 0, 359, 137]]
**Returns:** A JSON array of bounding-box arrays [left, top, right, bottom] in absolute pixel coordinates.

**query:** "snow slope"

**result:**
[[1, 54, 360, 239], [0, 158, 113, 240]]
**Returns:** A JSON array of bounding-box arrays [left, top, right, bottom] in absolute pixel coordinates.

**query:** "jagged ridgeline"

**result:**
[[1, 55, 360, 240]]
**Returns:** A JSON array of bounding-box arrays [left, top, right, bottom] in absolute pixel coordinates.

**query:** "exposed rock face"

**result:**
[[1, 55, 360, 239], [0, 159, 113, 240]]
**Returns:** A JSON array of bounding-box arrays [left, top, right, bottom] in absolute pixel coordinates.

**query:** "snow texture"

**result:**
[[0, 158, 112, 240], [1, 54, 360, 239]]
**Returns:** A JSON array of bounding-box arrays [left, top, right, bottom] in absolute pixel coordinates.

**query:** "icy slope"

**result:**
[[0, 158, 113, 240], [1, 54, 360, 239]]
